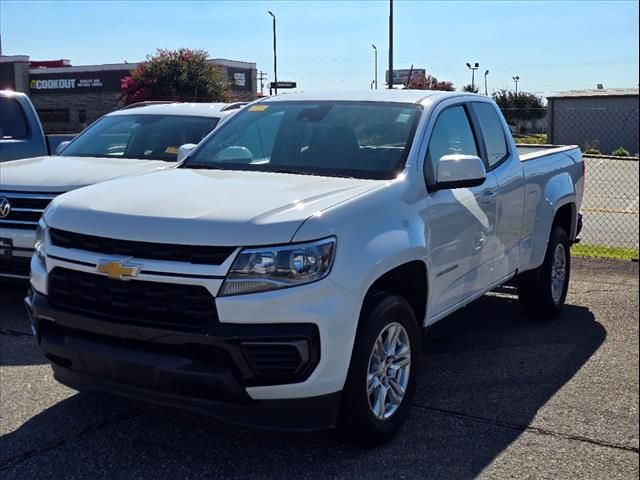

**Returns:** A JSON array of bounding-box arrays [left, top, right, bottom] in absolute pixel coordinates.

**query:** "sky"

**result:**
[[1, 0, 638, 96]]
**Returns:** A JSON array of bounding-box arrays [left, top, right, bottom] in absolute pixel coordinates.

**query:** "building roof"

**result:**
[[260, 89, 473, 104], [107, 102, 239, 118], [547, 88, 639, 99]]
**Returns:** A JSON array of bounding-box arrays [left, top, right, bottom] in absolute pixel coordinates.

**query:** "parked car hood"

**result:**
[[0, 156, 172, 192], [44, 168, 385, 246]]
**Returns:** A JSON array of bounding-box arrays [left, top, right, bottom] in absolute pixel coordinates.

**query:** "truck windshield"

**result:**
[[184, 101, 422, 179], [59, 114, 219, 162]]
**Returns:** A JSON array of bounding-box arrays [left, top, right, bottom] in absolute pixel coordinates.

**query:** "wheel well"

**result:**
[[553, 203, 575, 237], [363, 261, 428, 325]]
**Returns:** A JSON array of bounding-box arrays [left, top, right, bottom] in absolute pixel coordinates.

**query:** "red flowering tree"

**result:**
[[407, 74, 455, 91], [119, 48, 230, 105]]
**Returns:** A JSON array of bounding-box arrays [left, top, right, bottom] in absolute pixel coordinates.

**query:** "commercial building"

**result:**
[[1, 55, 257, 133], [547, 88, 639, 155]]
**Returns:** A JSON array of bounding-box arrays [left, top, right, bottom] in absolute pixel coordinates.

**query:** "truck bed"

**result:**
[[516, 144, 580, 162]]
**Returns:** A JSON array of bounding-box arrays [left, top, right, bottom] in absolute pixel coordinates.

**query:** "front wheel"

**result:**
[[339, 293, 421, 445], [518, 225, 571, 318]]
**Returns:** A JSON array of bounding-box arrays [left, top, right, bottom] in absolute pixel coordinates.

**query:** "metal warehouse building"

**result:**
[[1, 55, 257, 133], [547, 88, 639, 156]]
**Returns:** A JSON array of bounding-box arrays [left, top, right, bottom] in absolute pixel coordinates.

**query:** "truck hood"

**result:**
[[0, 156, 171, 192], [45, 169, 385, 246]]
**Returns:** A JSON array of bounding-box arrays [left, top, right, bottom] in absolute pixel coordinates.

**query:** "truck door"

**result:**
[[469, 102, 525, 282], [424, 104, 499, 318]]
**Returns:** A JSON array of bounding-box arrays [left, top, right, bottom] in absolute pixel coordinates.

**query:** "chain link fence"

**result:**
[[502, 105, 639, 259]]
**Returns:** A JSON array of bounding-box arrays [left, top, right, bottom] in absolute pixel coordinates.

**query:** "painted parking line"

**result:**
[[625, 197, 639, 212], [582, 207, 640, 215]]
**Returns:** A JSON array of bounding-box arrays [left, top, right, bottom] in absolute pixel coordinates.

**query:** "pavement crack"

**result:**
[[0, 328, 33, 338], [0, 407, 149, 471], [412, 403, 639, 454]]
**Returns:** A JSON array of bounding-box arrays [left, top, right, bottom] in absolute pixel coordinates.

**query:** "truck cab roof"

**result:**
[[260, 89, 479, 105]]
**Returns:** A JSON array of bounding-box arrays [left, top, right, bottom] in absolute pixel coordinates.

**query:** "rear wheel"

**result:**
[[339, 293, 420, 445], [518, 225, 571, 318]]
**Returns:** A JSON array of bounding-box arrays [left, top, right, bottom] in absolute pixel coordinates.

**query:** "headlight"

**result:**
[[34, 220, 47, 267], [219, 237, 336, 296]]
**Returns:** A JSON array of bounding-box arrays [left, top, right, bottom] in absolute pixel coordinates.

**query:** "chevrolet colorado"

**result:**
[[0, 102, 241, 279], [26, 91, 584, 443]]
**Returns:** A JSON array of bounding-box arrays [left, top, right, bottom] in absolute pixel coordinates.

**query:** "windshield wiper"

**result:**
[[269, 168, 354, 179], [182, 162, 219, 170]]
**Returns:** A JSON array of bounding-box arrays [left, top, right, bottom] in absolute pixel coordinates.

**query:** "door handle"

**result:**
[[480, 191, 497, 204]]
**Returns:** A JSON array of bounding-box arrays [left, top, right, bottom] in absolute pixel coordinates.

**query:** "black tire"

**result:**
[[517, 225, 571, 318], [339, 292, 421, 445]]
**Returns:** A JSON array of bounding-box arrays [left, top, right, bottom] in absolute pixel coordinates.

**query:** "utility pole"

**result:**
[[258, 71, 267, 96], [388, 0, 393, 89], [513, 75, 520, 96], [268, 11, 278, 95], [371, 44, 378, 89], [484, 69, 489, 96]]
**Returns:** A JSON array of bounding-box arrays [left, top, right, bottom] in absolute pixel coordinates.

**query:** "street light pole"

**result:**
[[484, 69, 489, 96], [513, 75, 520, 96], [371, 44, 378, 89], [466, 62, 479, 91], [388, 0, 393, 89], [268, 11, 277, 95]]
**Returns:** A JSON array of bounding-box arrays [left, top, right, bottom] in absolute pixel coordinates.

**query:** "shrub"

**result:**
[[584, 147, 601, 155], [612, 146, 630, 157], [583, 140, 601, 155], [407, 75, 455, 91], [119, 48, 230, 105]]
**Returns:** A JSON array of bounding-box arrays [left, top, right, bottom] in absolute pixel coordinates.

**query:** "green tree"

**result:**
[[491, 89, 546, 126], [407, 74, 455, 91], [120, 48, 231, 105], [461, 84, 479, 93]]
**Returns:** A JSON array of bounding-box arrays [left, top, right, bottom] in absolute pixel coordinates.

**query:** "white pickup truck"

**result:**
[[26, 91, 584, 444], [0, 102, 241, 279]]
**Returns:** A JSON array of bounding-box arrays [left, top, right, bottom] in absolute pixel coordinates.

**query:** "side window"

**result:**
[[427, 105, 478, 164], [473, 102, 508, 168], [0, 97, 29, 139]]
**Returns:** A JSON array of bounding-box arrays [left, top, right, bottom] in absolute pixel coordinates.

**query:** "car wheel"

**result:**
[[339, 292, 421, 445], [518, 225, 571, 318]]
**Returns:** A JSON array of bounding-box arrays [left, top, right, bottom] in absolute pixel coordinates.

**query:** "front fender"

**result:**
[[292, 180, 429, 315]]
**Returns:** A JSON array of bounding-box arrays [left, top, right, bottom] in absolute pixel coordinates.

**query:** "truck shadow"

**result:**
[[0, 291, 605, 479]]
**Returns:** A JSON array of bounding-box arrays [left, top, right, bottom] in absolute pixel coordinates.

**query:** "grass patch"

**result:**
[[513, 133, 547, 144], [572, 243, 639, 261]]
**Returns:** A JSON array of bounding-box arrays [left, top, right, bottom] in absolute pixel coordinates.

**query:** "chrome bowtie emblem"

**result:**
[[0, 197, 11, 219], [96, 257, 141, 280]]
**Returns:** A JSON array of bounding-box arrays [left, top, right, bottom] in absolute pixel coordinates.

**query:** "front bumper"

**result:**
[[0, 228, 35, 279], [25, 290, 341, 431]]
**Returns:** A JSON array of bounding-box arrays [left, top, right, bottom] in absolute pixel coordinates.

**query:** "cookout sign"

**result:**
[[30, 78, 104, 90]]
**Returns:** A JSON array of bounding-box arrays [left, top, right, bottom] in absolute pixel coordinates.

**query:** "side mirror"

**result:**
[[177, 143, 197, 162], [55, 141, 71, 155], [434, 154, 486, 190]]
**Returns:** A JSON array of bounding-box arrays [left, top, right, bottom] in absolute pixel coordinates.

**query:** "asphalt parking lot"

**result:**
[[1, 257, 638, 479]]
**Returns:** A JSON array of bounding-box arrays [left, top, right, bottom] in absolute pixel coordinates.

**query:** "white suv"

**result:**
[[0, 102, 242, 279]]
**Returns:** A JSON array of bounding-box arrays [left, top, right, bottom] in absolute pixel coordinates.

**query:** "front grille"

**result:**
[[50, 229, 235, 265], [0, 191, 57, 230], [0, 256, 31, 277], [48, 267, 218, 330]]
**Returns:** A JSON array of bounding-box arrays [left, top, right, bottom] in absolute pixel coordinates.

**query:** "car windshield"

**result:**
[[60, 114, 220, 162], [183, 101, 422, 179]]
